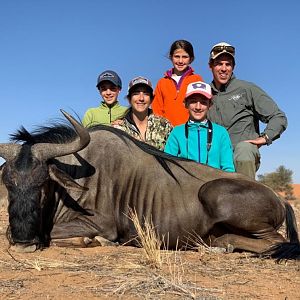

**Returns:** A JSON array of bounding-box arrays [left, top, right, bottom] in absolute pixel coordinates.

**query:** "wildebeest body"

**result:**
[[1, 111, 299, 260], [49, 130, 211, 247]]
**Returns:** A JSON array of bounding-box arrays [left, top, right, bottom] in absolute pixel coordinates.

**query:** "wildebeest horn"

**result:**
[[0, 144, 22, 162], [32, 110, 91, 161]]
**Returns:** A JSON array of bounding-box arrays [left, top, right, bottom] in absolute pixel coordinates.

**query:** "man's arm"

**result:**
[[251, 84, 288, 143]]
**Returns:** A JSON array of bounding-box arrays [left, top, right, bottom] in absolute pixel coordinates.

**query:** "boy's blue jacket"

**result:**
[[164, 120, 235, 172]]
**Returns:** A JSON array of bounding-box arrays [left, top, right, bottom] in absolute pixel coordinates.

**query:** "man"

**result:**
[[112, 76, 172, 151], [207, 42, 288, 179], [82, 70, 128, 127], [164, 81, 235, 172]]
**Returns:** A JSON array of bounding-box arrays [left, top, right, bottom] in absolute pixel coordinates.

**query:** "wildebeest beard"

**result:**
[[5, 145, 45, 247]]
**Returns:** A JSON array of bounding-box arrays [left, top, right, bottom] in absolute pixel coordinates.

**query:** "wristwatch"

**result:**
[[260, 133, 272, 145]]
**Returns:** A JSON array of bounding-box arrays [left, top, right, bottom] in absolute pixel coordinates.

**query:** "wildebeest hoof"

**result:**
[[93, 236, 118, 246], [226, 244, 234, 253], [83, 237, 93, 246], [209, 247, 227, 254], [10, 244, 38, 253]]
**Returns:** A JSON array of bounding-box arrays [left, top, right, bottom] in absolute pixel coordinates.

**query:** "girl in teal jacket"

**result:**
[[164, 120, 235, 172], [164, 80, 235, 172]]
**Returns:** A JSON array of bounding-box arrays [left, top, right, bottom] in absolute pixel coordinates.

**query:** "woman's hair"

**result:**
[[168, 40, 195, 63]]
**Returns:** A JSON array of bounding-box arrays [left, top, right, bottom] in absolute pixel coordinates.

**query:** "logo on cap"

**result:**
[[129, 76, 152, 89], [191, 82, 207, 90], [100, 72, 115, 79]]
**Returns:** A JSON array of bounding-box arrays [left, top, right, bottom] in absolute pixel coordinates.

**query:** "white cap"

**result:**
[[185, 81, 212, 100]]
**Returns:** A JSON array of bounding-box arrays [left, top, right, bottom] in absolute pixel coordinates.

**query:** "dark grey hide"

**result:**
[[0, 111, 299, 260]]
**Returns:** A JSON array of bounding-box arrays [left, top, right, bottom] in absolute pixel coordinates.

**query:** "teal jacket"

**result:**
[[82, 101, 128, 127], [164, 120, 235, 172]]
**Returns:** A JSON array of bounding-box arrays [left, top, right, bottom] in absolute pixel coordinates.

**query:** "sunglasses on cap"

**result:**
[[211, 45, 235, 56]]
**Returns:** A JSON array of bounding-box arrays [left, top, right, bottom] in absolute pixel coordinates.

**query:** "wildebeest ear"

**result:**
[[48, 164, 88, 192], [0, 162, 6, 185]]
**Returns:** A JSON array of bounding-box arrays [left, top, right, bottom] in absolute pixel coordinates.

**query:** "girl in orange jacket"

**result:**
[[152, 40, 203, 126]]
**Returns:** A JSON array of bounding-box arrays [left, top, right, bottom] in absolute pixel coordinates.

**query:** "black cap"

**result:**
[[96, 70, 122, 89]]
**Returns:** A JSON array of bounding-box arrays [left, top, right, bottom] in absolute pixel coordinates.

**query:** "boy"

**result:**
[[82, 70, 128, 127]]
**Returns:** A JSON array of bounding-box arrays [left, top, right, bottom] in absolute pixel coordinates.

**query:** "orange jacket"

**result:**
[[152, 67, 203, 126]]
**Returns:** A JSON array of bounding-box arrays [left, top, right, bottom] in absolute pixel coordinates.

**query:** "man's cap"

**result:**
[[96, 70, 122, 89], [209, 42, 235, 61], [185, 81, 212, 100], [127, 76, 153, 94]]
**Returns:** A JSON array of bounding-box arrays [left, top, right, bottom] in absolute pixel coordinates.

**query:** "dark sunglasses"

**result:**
[[211, 45, 235, 56]]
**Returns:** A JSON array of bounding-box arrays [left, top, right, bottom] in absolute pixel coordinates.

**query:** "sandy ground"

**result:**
[[0, 186, 300, 300]]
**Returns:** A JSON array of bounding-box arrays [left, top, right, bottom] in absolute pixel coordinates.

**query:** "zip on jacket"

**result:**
[[165, 67, 194, 99]]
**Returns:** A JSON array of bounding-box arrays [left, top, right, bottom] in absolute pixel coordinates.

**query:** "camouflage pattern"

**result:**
[[113, 114, 172, 150]]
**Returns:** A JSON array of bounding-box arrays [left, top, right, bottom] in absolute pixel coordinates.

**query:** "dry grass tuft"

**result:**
[[24, 257, 81, 271], [185, 231, 228, 255], [5, 250, 81, 271], [108, 272, 209, 299], [128, 208, 162, 268], [127, 209, 205, 298], [162, 241, 185, 286]]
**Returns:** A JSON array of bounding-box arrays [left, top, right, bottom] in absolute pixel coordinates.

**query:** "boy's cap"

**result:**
[[96, 70, 122, 89], [185, 81, 212, 100]]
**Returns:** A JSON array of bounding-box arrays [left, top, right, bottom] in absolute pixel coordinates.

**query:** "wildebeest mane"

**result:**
[[10, 121, 196, 182], [89, 125, 196, 182], [10, 120, 77, 145]]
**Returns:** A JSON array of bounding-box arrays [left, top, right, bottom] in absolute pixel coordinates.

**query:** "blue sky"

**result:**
[[1, 1, 299, 182]]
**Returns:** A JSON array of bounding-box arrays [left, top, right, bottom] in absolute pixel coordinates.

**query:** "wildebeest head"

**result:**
[[0, 110, 90, 251]]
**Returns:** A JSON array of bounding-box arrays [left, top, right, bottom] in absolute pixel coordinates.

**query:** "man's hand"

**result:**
[[244, 137, 267, 148]]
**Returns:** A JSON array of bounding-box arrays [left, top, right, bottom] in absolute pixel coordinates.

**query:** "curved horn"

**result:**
[[0, 144, 22, 162], [33, 110, 91, 161]]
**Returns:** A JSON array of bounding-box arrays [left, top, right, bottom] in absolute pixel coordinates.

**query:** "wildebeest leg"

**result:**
[[50, 217, 118, 248], [212, 231, 285, 254], [51, 236, 118, 248], [93, 236, 119, 246], [198, 178, 287, 254], [51, 236, 94, 248]]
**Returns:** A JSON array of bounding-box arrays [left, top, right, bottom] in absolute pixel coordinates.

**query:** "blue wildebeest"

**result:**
[[0, 110, 299, 260]]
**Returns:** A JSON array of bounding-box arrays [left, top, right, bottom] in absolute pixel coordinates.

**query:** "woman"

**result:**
[[113, 76, 172, 151], [152, 40, 203, 126]]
